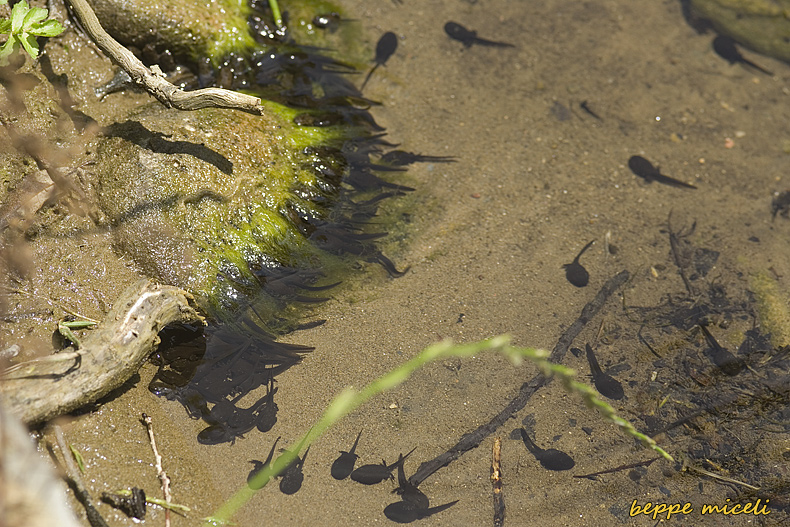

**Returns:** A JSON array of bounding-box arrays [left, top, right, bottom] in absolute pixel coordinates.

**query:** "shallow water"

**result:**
[[5, 0, 790, 525]]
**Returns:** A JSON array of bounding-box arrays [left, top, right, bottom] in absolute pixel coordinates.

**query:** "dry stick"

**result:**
[[491, 437, 504, 527], [142, 413, 172, 527], [573, 456, 661, 480], [64, 0, 267, 115], [410, 270, 630, 486]]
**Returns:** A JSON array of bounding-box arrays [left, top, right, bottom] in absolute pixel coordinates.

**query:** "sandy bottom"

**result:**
[[3, 0, 790, 526]]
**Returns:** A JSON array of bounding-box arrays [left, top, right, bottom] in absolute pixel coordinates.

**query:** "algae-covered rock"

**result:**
[[87, 0, 255, 61], [689, 0, 790, 62], [95, 100, 379, 330]]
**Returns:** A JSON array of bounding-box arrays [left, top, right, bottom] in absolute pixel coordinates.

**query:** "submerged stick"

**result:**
[[0, 279, 204, 425], [410, 270, 631, 485]]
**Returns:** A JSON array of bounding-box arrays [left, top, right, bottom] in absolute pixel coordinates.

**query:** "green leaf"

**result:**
[[0, 19, 12, 34], [10, 0, 29, 35], [19, 31, 37, 59], [22, 6, 48, 29], [0, 35, 17, 66], [68, 444, 86, 474], [0, 0, 7, 6], [30, 18, 64, 38]]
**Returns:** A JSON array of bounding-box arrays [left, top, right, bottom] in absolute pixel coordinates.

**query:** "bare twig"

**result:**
[[573, 456, 661, 480], [491, 437, 504, 527], [64, 0, 267, 115], [682, 458, 760, 491], [142, 413, 172, 527]]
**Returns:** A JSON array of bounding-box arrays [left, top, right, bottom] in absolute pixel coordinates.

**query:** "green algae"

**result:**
[[750, 270, 790, 347], [95, 98, 374, 330], [690, 0, 790, 62], [87, 0, 256, 63]]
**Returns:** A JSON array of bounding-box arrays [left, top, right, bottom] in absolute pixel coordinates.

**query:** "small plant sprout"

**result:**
[[0, 0, 65, 65]]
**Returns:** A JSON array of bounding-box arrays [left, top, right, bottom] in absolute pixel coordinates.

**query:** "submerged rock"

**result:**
[[87, 0, 256, 62], [689, 0, 790, 63], [95, 98, 395, 331], [64, 0, 406, 442]]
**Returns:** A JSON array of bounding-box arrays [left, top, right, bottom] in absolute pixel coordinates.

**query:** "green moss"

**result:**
[[95, 99, 365, 329], [750, 270, 790, 347], [284, 0, 369, 68], [690, 0, 790, 62], [88, 0, 256, 63]]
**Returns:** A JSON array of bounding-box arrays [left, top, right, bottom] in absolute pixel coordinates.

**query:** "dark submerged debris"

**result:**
[[443, 21, 515, 48], [585, 343, 625, 400], [518, 428, 575, 471], [628, 155, 697, 189], [410, 271, 629, 486], [331, 430, 363, 480], [100, 488, 146, 520], [361, 31, 398, 90], [378, 150, 457, 166], [550, 101, 572, 122], [712, 35, 773, 76], [563, 240, 594, 288]]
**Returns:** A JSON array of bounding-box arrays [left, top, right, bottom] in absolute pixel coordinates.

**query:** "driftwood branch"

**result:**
[[65, 0, 267, 115], [0, 279, 204, 425]]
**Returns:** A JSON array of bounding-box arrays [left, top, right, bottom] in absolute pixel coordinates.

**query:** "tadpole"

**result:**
[[712, 35, 772, 76], [247, 436, 280, 490], [563, 240, 594, 287], [519, 428, 575, 471], [279, 446, 310, 495], [628, 155, 697, 189], [361, 31, 398, 90], [331, 430, 362, 480], [351, 447, 415, 485], [698, 324, 745, 376], [384, 453, 458, 523], [585, 344, 624, 400]]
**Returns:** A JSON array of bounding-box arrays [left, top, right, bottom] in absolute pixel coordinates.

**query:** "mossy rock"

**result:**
[[87, 0, 256, 62], [689, 0, 790, 62], [95, 100, 374, 331]]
